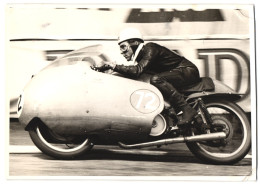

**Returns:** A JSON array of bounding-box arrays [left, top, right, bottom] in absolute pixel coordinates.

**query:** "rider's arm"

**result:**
[[114, 45, 158, 78]]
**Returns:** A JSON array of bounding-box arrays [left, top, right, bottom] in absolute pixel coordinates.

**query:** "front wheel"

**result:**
[[28, 121, 93, 159], [186, 99, 251, 164]]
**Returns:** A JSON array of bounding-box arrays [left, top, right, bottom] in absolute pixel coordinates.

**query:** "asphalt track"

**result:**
[[8, 119, 253, 178]]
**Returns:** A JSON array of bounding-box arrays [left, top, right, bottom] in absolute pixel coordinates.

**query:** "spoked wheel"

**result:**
[[28, 121, 93, 159], [186, 99, 251, 164]]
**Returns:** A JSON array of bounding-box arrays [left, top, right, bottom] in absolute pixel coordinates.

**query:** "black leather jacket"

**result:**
[[114, 42, 197, 78]]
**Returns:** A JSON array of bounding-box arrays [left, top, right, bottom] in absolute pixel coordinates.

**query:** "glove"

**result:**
[[91, 62, 116, 72], [104, 61, 116, 69], [92, 64, 110, 72]]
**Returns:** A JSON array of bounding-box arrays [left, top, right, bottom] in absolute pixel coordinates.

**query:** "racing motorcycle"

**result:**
[[17, 45, 251, 164]]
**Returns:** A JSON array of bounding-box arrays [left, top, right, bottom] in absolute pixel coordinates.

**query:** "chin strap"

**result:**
[[131, 43, 144, 64]]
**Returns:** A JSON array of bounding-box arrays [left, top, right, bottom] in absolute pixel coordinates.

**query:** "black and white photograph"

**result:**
[[2, 1, 258, 183]]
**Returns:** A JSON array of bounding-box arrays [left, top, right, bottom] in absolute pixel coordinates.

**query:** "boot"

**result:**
[[150, 76, 197, 126], [177, 104, 198, 126], [169, 90, 197, 126]]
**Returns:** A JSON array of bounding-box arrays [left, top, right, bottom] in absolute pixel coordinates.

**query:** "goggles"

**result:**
[[119, 43, 130, 53]]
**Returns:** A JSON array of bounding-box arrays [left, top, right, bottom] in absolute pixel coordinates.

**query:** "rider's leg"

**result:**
[[150, 67, 200, 126], [169, 89, 198, 125]]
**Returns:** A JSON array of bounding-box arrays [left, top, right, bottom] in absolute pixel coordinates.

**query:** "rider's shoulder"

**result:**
[[145, 42, 158, 47], [144, 42, 161, 50]]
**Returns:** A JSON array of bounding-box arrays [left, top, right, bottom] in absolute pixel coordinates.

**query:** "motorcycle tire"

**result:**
[[28, 121, 93, 160], [186, 99, 251, 165]]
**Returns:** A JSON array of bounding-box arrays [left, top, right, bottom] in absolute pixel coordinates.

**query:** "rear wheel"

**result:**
[[28, 121, 93, 159], [186, 99, 251, 164]]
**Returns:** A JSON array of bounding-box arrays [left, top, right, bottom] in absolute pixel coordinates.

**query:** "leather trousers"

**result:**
[[150, 66, 200, 108]]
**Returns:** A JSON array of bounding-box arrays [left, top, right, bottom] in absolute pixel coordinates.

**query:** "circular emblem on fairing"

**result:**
[[130, 89, 160, 114]]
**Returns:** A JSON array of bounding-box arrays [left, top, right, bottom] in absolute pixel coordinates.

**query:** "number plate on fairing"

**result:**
[[17, 92, 24, 117], [130, 89, 161, 114]]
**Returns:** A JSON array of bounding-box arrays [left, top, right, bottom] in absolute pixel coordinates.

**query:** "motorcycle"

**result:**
[[17, 45, 251, 164]]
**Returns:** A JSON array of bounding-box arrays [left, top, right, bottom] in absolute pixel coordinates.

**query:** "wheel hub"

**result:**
[[210, 115, 234, 146]]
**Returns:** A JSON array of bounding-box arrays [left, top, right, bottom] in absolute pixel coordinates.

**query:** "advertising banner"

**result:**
[[6, 5, 253, 115]]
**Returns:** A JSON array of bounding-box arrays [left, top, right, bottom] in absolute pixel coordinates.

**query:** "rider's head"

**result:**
[[118, 28, 144, 61]]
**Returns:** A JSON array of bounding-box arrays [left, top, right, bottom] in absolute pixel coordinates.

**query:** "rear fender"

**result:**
[[187, 92, 241, 102]]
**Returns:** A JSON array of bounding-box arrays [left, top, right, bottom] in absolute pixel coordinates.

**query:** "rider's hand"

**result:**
[[90, 66, 99, 71], [91, 65, 109, 72], [103, 61, 116, 70], [91, 61, 116, 72]]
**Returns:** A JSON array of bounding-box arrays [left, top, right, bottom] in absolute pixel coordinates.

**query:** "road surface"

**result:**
[[8, 119, 253, 178]]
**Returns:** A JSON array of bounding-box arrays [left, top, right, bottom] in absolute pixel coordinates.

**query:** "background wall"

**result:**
[[5, 5, 252, 117]]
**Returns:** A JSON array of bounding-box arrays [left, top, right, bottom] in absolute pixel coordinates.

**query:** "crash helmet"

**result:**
[[118, 28, 144, 45]]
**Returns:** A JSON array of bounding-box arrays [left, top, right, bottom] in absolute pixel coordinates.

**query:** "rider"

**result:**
[[98, 28, 201, 126]]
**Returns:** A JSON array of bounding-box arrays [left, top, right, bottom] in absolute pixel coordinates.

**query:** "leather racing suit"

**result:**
[[114, 42, 200, 103]]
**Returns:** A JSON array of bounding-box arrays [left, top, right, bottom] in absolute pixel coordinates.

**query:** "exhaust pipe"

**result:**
[[118, 132, 226, 149]]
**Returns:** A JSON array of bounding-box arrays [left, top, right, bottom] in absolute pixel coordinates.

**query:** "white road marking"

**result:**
[[245, 154, 252, 159], [108, 149, 169, 155], [8, 145, 252, 159]]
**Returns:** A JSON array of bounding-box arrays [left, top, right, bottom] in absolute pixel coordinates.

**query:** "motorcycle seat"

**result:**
[[179, 77, 215, 94]]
